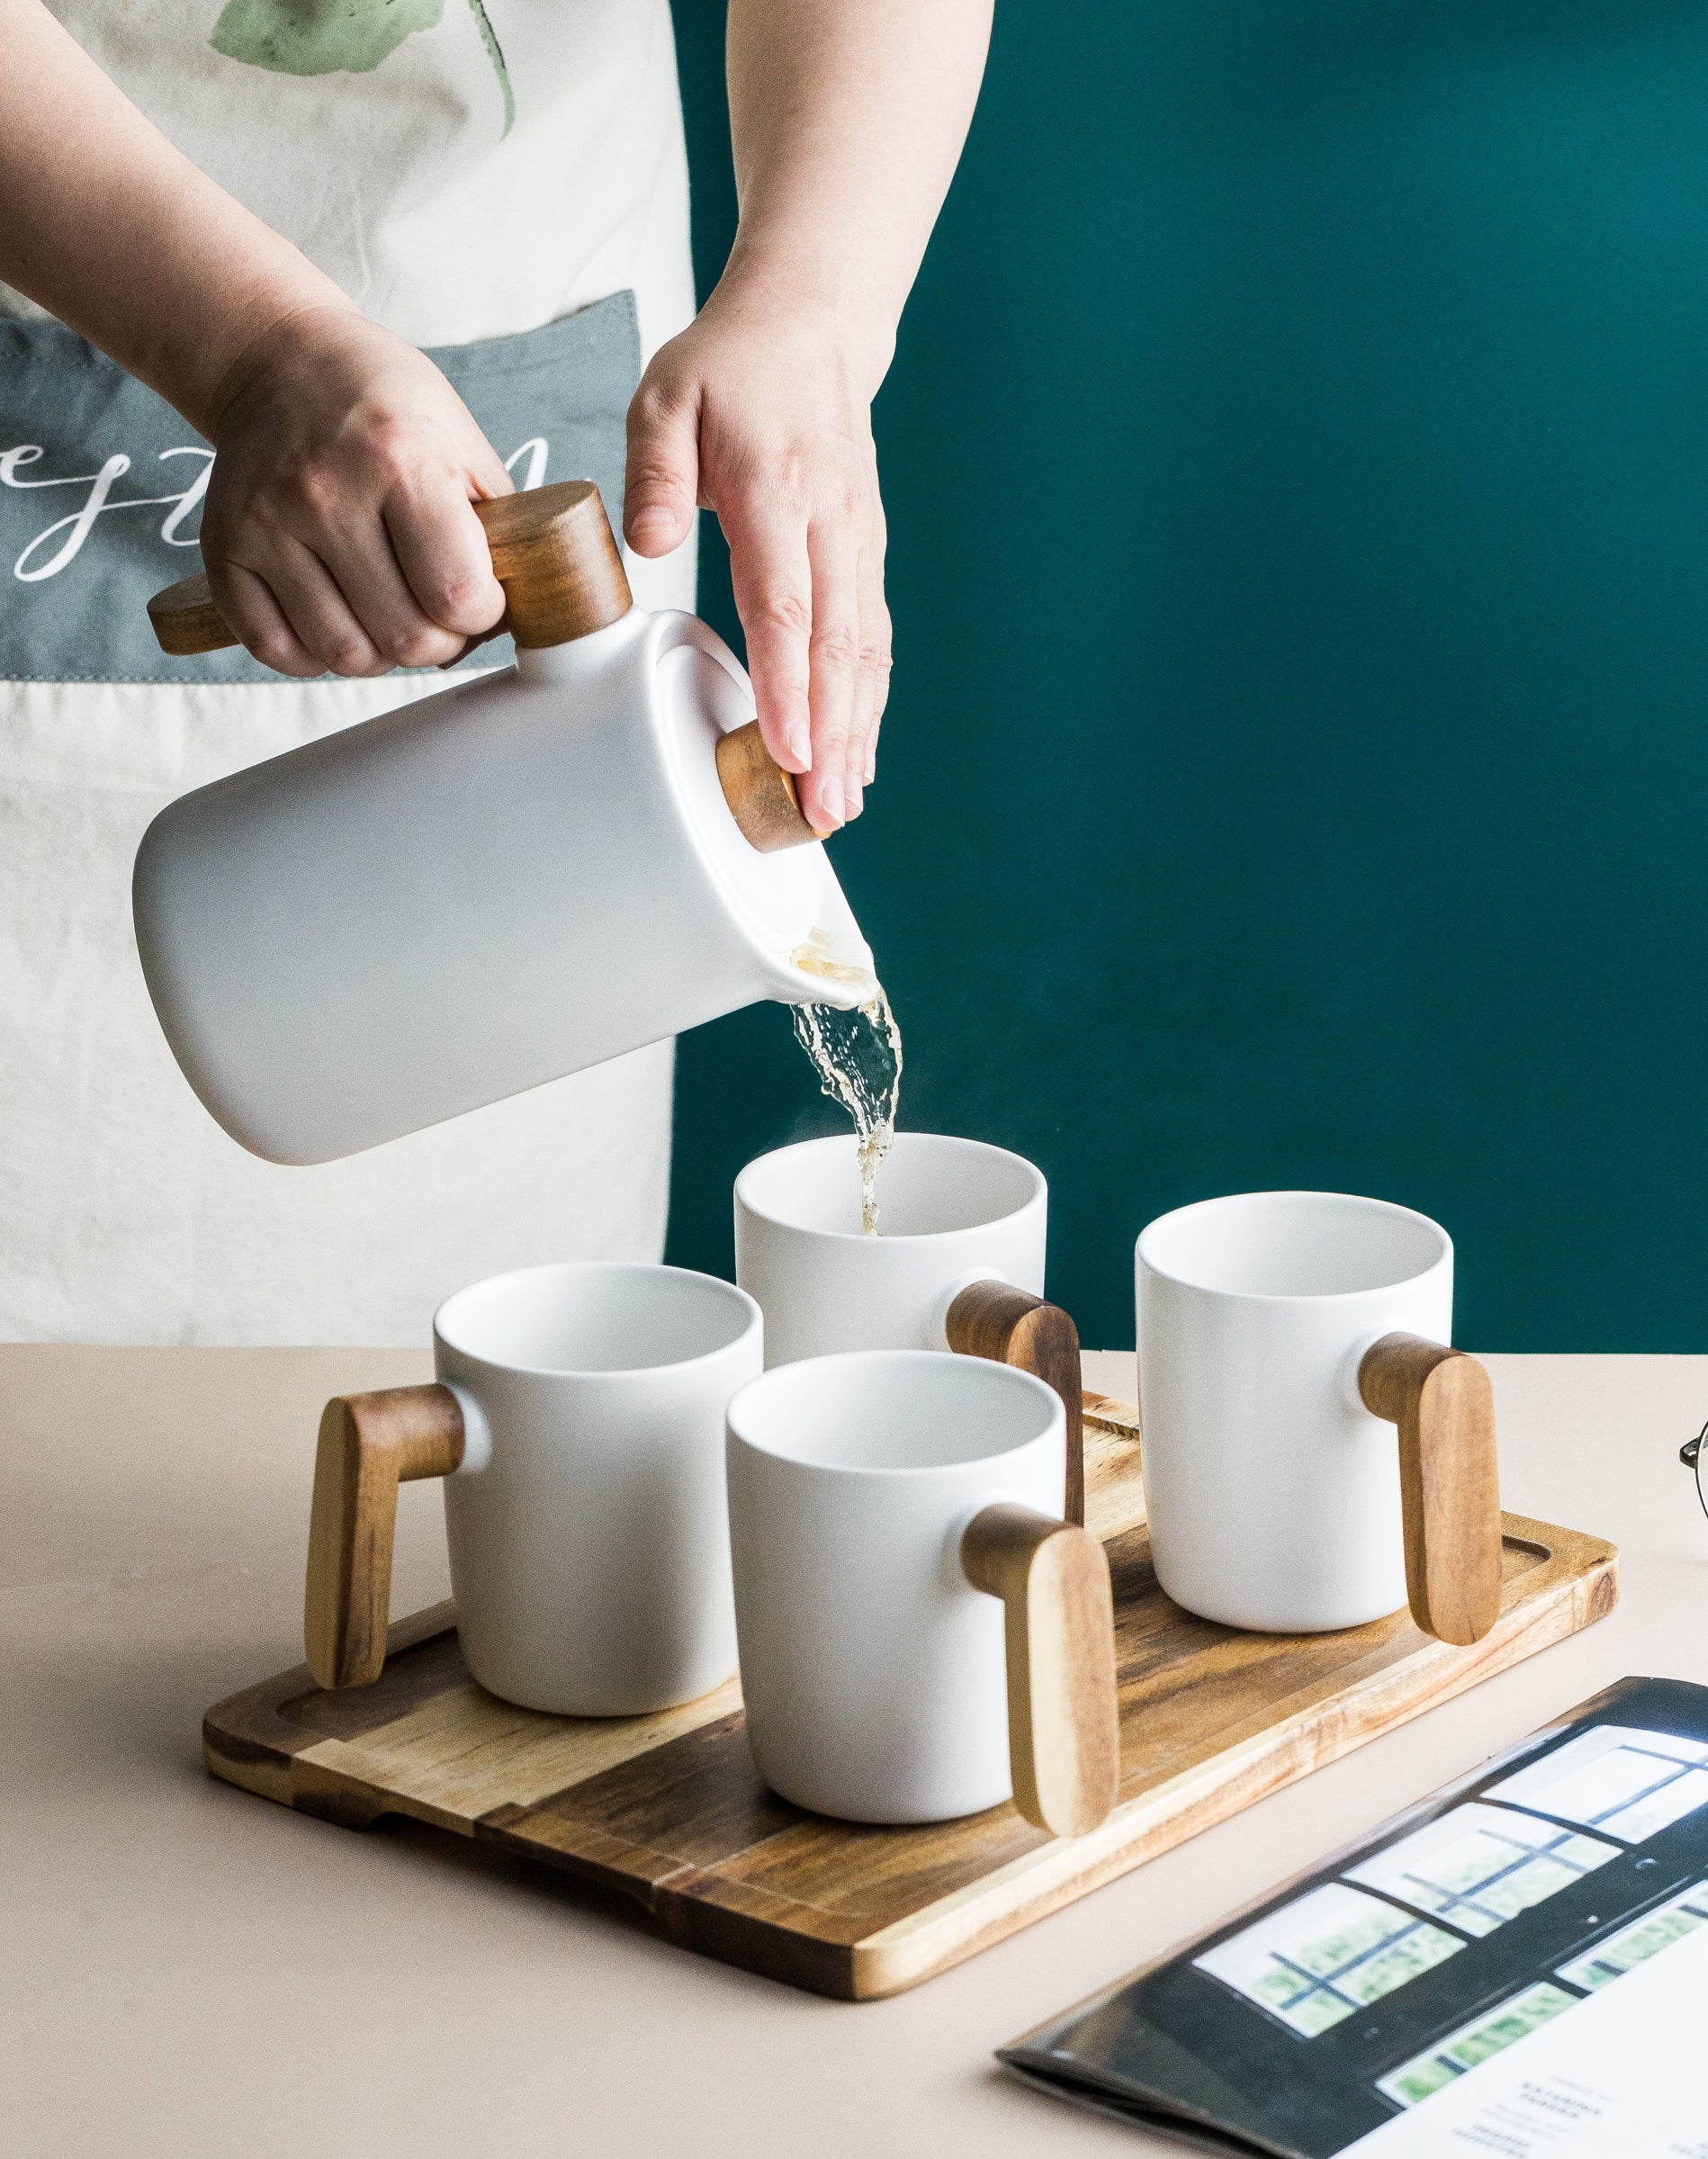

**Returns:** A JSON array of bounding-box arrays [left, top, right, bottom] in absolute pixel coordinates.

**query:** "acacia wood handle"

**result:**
[[304, 1383, 466, 1688], [147, 480, 633, 658], [946, 1281, 1085, 1525], [146, 571, 243, 658], [960, 1503, 1119, 1836], [1358, 1334, 1503, 1646]]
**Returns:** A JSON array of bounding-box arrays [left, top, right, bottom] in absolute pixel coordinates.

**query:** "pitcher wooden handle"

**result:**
[[146, 572, 245, 658], [148, 480, 633, 658], [304, 1384, 466, 1688], [946, 1281, 1084, 1525], [960, 1503, 1119, 1836], [1359, 1335, 1502, 1646]]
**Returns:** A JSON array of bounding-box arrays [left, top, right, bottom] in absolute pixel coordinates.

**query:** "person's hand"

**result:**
[[625, 285, 892, 832], [197, 304, 514, 677]]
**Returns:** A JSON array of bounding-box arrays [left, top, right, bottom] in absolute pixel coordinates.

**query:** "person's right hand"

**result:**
[[196, 303, 515, 677]]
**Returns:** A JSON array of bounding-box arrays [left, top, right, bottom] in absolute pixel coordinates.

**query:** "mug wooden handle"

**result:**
[[304, 1384, 466, 1688], [1359, 1334, 1502, 1646], [148, 480, 633, 658], [960, 1503, 1119, 1836], [946, 1281, 1084, 1525]]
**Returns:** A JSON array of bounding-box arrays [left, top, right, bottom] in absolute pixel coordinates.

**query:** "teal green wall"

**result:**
[[665, 1, 1708, 1352]]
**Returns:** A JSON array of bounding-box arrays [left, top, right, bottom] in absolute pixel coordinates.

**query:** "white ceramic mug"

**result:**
[[1135, 1192, 1502, 1643], [304, 1261, 763, 1714], [733, 1132, 1047, 1367], [724, 1351, 1119, 1831]]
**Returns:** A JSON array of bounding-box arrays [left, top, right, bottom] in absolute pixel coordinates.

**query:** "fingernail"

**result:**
[[626, 508, 679, 553], [785, 719, 811, 769], [818, 774, 845, 827], [844, 773, 864, 816]]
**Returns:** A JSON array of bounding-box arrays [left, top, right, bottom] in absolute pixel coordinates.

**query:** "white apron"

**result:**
[[0, 0, 697, 1344]]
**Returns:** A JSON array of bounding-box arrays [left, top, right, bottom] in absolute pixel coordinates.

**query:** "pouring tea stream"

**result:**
[[787, 931, 904, 1237], [134, 481, 877, 1165]]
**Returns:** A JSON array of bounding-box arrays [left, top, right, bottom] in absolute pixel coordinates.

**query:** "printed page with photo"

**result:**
[[1001, 1678, 1708, 2157]]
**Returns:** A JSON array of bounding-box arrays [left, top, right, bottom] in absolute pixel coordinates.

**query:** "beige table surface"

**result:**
[[4, 1345, 1706, 2156]]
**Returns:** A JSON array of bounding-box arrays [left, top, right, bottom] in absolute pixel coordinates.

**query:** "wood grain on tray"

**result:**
[[204, 1399, 1618, 2000]]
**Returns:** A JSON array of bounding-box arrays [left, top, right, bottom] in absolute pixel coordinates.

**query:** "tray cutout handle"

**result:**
[[305, 1385, 466, 1687], [960, 1504, 1119, 1837], [1359, 1334, 1502, 1647], [946, 1281, 1084, 1525]]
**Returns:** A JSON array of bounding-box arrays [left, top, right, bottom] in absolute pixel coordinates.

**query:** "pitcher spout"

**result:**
[[772, 865, 878, 1010]]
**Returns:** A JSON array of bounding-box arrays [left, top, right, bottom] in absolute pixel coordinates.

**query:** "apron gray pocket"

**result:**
[[0, 290, 641, 684]]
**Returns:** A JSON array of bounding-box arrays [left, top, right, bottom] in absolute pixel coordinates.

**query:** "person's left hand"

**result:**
[[624, 284, 893, 833]]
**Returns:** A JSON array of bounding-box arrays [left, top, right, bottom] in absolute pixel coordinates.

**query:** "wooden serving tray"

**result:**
[[203, 1398, 1618, 2000]]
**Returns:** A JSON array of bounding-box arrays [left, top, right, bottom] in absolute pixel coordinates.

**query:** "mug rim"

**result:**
[[434, 1259, 761, 1380], [1136, 1189, 1452, 1304], [734, 1130, 1046, 1245], [726, 1348, 1063, 1478]]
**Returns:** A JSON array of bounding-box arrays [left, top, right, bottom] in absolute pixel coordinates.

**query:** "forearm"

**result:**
[[0, 0, 352, 432], [0, 0, 506, 673], [625, 0, 988, 823], [722, 0, 993, 386]]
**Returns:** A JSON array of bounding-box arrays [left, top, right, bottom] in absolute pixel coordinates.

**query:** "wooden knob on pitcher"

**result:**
[[146, 480, 634, 657], [715, 722, 825, 852]]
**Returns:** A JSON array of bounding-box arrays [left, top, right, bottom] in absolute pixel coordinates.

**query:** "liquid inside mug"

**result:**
[[304, 1261, 762, 1715], [1135, 1192, 1503, 1644], [724, 1350, 1119, 1831]]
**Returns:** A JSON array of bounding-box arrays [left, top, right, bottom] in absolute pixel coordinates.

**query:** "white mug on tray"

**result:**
[[303, 1259, 762, 1714], [1135, 1191, 1503, 1644], [733, 1131, 1047, 1365], [724, 1349, 1119, 1831]]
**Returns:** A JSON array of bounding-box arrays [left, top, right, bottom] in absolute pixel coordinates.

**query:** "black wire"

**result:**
[[1684, 1421, 1708, 1520]]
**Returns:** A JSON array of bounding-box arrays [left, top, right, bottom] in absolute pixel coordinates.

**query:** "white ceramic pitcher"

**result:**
[[133, 482, 873, 1165]]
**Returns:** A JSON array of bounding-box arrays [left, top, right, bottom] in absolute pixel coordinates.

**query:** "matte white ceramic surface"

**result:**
[[434, 1260, 761, 1715], [733, 1133, 1047, 1368], [1135, 1191, 1453, 1633], [725, 1351, 1065, 1823], [132, 610, 872, 1165]]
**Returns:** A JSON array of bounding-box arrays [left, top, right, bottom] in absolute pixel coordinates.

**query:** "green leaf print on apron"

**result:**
[[210, 0, 515, 135]]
